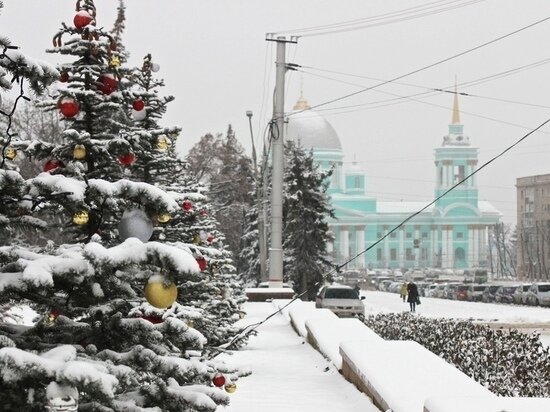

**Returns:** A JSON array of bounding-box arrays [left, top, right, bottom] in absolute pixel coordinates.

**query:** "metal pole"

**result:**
[[268, 36, 287, 287], [246, 110, 267, 282]]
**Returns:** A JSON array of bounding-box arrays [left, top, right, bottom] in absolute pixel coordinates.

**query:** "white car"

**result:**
[[525, 283, 550, 307], [315, 285, 365, 318]]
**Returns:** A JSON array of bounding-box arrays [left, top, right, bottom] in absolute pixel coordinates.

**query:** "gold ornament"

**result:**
[[4, 147, 17, 160], [144, 279, 178, 308], [73, 211, 89, 225], [73, 144, 86, 160], [156, 213, 171, 223], [224, 383, 237, 393], [192, 234, 201, 245], [185, 319, 195, 328], [156, 135, 170, 151], [109, 56, 121, 68]]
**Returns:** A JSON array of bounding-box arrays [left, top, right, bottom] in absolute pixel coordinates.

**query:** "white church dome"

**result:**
[[286, 94, 342, 151]]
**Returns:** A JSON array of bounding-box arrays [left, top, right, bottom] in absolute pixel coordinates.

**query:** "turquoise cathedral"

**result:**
[[285, 92, 501, 270]]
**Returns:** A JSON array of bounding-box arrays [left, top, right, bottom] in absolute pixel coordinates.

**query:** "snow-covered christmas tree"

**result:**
[[0, 1, 244, 410]]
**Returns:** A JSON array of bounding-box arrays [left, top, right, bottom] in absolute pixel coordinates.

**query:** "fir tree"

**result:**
[[283, 141, 334, 300], [0, 2, 242, 410]]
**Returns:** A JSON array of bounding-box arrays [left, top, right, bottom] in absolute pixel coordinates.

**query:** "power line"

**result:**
[[274, 0, 485, 38], [287, 15, 550, 116]]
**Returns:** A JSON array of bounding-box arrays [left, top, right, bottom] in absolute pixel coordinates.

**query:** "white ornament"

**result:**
[[132, 108, 147, 121], [45, 382, 78, 412], [199, 230, 208, 242], [118, 209, 154, 242], [151, 63, 160, 72]]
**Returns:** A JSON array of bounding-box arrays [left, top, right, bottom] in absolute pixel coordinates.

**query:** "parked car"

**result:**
[[455, 284, 469, 301], [481, 285, 500, 303], [494, 285, 518, 304], [524, 283, 550, 307], [512, 284, 532, 305], [443, 283, 462, 299], [431, 284, 447, 299], [467, 284, 486, 302], [315, 285, 365, 317], [424, 283, 438, 297], [378, 280, 393, 292]]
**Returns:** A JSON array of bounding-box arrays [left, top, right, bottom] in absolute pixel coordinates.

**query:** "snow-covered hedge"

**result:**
[[363, 313, 550, 397]]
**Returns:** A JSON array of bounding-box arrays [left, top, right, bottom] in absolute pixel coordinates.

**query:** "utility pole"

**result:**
[[266, 34, 297, 287], [246, 110, 267, 282]]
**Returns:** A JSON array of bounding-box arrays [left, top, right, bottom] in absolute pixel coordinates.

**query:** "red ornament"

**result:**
[[58, 97, 80, 118], [50, 308, 61, 319], [118, 153, 136, 166], [196, 257, 207, 271], [59, 72, 69, 82], [43, 159, 65, 173], [133, 99, 145, 111], [98, 74, 118, 95], [212, 373, 226, 388], [182, 199, 193, 212], [73, 10, 94, 29], [140, 315, 164, 324], [199, 209, 208, 217], [207, 234, 215, 243]]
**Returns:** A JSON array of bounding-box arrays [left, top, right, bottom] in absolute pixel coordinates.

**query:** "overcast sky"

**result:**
[[3, 0, 550, 225]]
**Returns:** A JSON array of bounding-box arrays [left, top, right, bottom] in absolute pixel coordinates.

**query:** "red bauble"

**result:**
[[58, 97, 80, 118], [207, 234, 215, 243], [43, 159, 65, 173], [212, 373, 226, 388], [59, 72, 70, 82], [118, 153, 136, 166], [196, 257, 207, 271], [98, 74, 118, 95], [50, 308, 61, 319], [132, 99, 145, 111], [199, 209, 208, 217], [140, 315, 164, 324], [182, 199, 193, 211], [73, 10, 94, 29]]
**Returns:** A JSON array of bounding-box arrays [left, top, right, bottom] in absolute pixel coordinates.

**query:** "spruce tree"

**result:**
[[0, 2, 241, 410], [283, 141, 334, 300]]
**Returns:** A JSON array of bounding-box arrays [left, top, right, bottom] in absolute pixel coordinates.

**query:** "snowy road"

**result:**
[[361, 290, 550, 347], [219, 302, 378, 412]]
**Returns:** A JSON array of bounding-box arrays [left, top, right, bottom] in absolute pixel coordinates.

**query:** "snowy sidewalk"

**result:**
[[219, 302, 379, 412]]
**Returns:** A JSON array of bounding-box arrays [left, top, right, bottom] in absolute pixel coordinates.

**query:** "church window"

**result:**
[[454, 165, 465, 184], [455, 247, 466, 261], [377, 248, 382, 260], [406, 248, 414, 260], [406, 232, 412, 239], [390, 232, 397, 238], [421, 248, 428, 260], [354, 176, 362, 188], [456, 232, 464, 239], [439, 167, 443, 185], [422, 232, 428, 238], [377, 232, 382, 238], [390, 248, 397, 260]]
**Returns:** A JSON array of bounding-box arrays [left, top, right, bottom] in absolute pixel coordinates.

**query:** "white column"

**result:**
[[399, 228, 405, 268], [414, 227, 420, 268], [447, 227, 454, 268], [441, 228, 448, 267], [480, 226, 487, 266], [430, 227, 436, 267], [384, 226, 389, 267], [472, 227, 479, 266], [356, 226, 365, 269], [327, 241, 334, 254], [468, 226, 474, 267], [340, 226, 349, 260]]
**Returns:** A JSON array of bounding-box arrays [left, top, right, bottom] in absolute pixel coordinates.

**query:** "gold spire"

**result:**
[[451, 77, 461, 124], [293, 88, 311, 111]]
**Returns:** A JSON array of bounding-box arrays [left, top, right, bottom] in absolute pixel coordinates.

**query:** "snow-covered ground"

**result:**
[[361, 290, 550, 347], [219, 302, 378, 412]]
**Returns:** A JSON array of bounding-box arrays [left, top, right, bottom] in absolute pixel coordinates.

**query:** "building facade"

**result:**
[[286, 92, 501, 270], [516, 174, 550, 281]]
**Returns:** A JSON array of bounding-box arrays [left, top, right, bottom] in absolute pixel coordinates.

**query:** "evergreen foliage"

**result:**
[[283, 142, 334, 299], [364, 313, 550, 397]]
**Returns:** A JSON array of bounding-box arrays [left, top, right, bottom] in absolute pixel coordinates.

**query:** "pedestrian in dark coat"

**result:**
[[407, 282, 419, 313]]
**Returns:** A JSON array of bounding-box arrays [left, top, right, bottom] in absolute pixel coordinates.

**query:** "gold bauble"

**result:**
[[156, 213, 171, 223], [185, 319, 195, 328], [144, 280, 178, 309], [5, 147, 17, 160], [73, 144, 87, 160], [224, 383, 237, 393], [109, 56, 121, 68], [192, 235, 201, 245], [156, 136, 170, 151], [73, 211, 89, 225]]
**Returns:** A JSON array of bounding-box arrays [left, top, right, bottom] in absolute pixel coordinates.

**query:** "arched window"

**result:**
[[455, 247, 465, 261]]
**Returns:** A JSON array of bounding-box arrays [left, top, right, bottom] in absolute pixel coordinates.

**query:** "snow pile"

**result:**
[[364, 313, 550, 396], [424, 395, 550, 412]]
